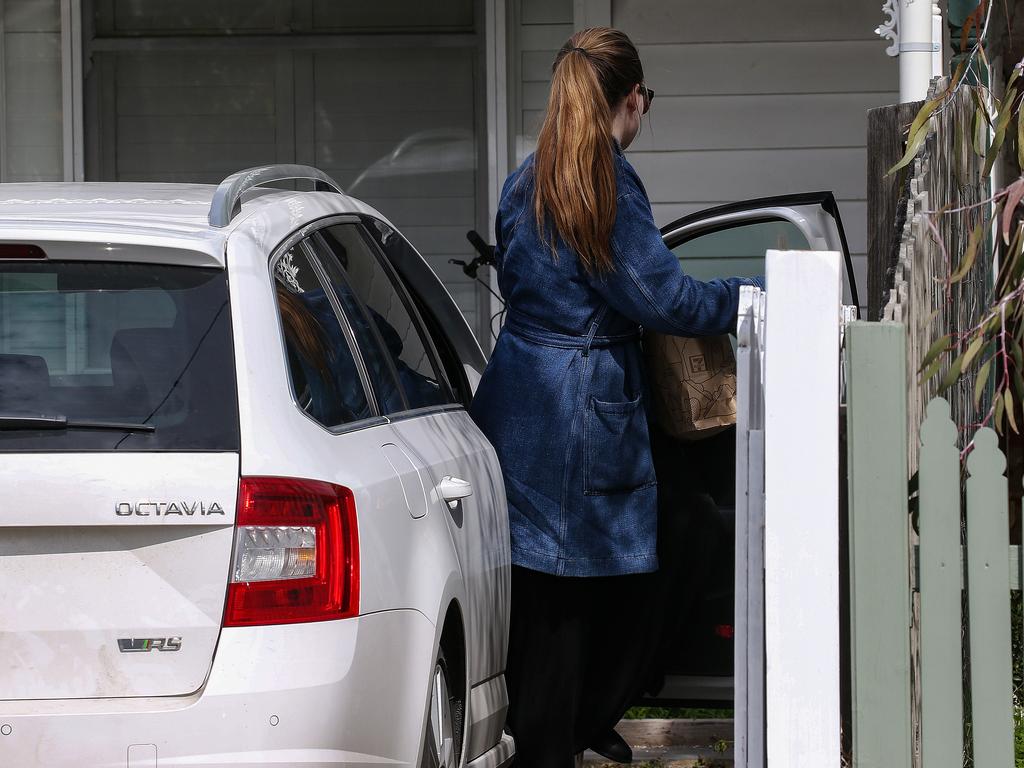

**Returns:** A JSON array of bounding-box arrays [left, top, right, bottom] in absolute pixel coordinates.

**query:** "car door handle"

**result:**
[[438, 476, 473, 508]]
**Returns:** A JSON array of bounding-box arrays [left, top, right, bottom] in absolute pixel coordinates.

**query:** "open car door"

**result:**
[[639, 191, 858, 706]]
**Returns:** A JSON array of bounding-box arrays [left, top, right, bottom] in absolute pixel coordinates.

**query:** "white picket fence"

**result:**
[[733, 250, 847, 768], [733, 282, 766, 767]]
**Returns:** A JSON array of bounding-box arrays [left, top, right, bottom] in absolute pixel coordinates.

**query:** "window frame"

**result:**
[[266, 223, 387, 435], [306, 229, 411, 414], [359, 215, 476, 408], [659, 191, 860, 310], [310, 219, 463, 420]]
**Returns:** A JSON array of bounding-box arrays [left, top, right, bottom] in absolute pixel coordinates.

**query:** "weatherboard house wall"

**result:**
[[1, 0, 897, 334]]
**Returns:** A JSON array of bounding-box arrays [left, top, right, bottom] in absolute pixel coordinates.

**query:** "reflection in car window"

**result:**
[[315, 224, 453, 413], [671, 219, 810, 283], [0, 261, 238, 452], [272, 245, 372, 428], [365, 218, 474, 408], [306, 238, 408, 415]]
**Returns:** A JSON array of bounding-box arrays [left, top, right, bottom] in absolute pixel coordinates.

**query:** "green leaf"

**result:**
[[996, 389, 1006, 433], [984, 87, 1019, 177], [975, 107, 989, 157], [887, 96, 943, 176], [1011, 336, 1024, 372], [1002, 178, 1024, 244], [978, 40, 992, 82], [1019, 108, 1024, 171], [921, 355, 944, 384], [1007, 63, 1022, 95], [999, 221, 1024, 290], [975, 357, 994, 408], [962, 335, 985, 369], [920, 334, 951, 372], [939, 353, 965, 392], [951, 224, 984, 282], [954, 119, 966, 183], [1007, 388, 1019, 433], [972, 85, 994, 126]]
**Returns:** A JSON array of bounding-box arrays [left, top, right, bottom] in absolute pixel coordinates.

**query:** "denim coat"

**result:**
[[470, 144, 763, 577]]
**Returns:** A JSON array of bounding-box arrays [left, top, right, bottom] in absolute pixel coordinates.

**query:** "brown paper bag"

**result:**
[[643, 332, 737, 440]]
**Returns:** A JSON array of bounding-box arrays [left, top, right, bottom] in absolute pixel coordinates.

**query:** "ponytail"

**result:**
[[533, 28, 644, 275]]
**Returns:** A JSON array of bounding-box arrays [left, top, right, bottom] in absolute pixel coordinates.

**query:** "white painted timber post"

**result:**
[[877, 0, 940, 102], [932, 3, 944, 80], [764, 250, 842, 767], [735, 286, 767, 768], [901, 0, 936, 101]]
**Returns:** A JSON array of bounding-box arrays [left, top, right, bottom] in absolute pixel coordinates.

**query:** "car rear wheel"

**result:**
[[421, 647, 461, 768]]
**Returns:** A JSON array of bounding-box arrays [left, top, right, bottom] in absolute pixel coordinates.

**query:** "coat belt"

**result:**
[[504, 309, 641, 354]]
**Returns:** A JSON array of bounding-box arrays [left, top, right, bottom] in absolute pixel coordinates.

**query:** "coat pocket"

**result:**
[[583, 394, 657, 496]]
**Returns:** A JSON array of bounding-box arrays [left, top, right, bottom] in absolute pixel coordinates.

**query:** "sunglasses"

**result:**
[[640, 85, 655, 115]]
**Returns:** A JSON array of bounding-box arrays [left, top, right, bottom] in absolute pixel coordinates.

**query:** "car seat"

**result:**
[[0, 354, 51, 412], [109, 327, 186, 420]]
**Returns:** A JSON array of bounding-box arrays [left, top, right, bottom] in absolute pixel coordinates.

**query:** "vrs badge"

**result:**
[[117, 637, 182, 653]]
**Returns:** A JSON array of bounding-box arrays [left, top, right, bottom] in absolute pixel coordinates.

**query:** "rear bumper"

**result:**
[[0, 610, 443, 767]]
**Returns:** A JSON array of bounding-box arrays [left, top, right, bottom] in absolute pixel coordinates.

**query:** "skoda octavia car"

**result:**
[[0, 166, 513, 768]]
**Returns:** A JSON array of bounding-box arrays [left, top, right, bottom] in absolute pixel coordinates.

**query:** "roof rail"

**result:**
[[208, 164, 344, 228]]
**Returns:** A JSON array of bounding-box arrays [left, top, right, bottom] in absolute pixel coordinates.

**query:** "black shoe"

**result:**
[[589, 729, 632, 764]]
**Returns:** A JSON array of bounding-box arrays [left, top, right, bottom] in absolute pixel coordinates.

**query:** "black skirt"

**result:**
[[504, 565, 660, 768]]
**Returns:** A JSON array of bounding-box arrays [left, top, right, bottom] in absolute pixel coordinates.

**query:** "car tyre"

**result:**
[[421, 646, 463, 768]]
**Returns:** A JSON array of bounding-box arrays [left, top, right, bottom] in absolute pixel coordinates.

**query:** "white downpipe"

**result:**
[[932, 3, 944, 80], [900, 0, 936, 102], [59, 0, 84, 182]]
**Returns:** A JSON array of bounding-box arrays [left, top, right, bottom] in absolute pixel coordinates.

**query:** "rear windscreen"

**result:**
[[0, 260, 239, 451]]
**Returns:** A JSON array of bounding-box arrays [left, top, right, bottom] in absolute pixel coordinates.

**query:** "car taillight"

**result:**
[[224, 476, 359, 627]]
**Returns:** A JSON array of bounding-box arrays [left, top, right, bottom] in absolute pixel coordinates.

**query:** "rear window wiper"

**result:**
[[0, 414, 156, 432]]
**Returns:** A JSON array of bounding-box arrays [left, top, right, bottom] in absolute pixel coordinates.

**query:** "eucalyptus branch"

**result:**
[[922, 185, 1011, 216]]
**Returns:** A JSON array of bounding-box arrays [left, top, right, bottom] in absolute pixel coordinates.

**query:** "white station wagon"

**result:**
[[0, 166, 514, 768]]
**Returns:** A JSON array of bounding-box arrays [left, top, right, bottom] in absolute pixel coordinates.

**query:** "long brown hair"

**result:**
[[276, 284, 332, 378], [533, 27, 644, 274]]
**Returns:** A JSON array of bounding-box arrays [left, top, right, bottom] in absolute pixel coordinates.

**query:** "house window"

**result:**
[[0, 0, 63, 181], [82, 0, 488, 342]]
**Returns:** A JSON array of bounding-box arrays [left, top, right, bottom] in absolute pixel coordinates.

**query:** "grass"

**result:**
[[624, 707, 734, 719], [1016, 706, 1024, 768]]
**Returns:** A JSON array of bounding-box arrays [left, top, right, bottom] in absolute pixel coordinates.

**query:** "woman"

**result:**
[[469, 27, 762, 767]]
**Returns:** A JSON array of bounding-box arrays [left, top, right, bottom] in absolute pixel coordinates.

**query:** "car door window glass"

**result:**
[[670, 219, 809, 283], [306, 237, 409, 415], [364, 218, 474, 408], [316, 224, 453, 412], [272, 244, 373, 428]]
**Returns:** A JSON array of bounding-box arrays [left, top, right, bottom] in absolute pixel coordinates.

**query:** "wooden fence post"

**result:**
[[965, 427, 1014, 767], [867, 102, 924, 320], [845, 321, 913, 768], [918, 398, 963, 768]]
